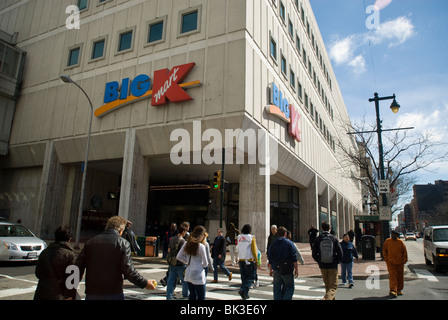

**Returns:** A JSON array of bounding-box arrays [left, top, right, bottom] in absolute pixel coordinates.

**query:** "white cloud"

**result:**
[[348, 55, 367, 74], [328, 16, 415, 74], [369, 16, 415, 46], [394, 101, 448, 145], [329, 36, 355, 65]]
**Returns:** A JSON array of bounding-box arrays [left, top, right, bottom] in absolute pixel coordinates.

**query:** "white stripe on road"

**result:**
[[414, 269, 439, 282], [0, 274, 38, 285], [0, 286, 37, 299]]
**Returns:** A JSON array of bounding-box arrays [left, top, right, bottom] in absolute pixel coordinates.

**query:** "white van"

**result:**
[[423, 226, 448, 272]]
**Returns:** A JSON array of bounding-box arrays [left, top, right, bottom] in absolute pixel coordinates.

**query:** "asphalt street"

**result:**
[[0, 239, 446, 301]]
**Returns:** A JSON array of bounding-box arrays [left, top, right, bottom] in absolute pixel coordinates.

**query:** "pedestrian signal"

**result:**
[[213, 171, 221, 190]]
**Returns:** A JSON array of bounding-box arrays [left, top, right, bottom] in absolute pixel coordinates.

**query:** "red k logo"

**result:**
[[151, 62, 196, 106], [288, 105, 302, 143]]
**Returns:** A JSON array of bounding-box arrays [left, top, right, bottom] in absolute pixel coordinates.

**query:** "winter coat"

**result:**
[[34, 242, 77, 300]]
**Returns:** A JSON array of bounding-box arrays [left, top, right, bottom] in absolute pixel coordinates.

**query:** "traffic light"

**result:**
[[213, 171, 222, 190]]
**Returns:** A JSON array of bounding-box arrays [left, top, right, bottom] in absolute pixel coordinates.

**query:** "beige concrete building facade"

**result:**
[[0, 0, 362, 250]]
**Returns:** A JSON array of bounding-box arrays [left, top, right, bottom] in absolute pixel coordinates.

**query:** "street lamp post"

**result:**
[[60, 75, 94, 249], [368, 92, 400, 246]]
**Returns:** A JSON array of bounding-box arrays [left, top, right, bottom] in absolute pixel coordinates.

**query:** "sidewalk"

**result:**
[[133, 242, 393, 280]]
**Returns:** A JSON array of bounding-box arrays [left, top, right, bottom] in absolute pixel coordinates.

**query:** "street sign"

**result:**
[[379, 206, 392, 221], [379, 179, 390, 194]]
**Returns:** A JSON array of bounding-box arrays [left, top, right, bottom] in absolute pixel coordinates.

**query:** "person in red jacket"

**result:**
[[383, 229, 408, 297]]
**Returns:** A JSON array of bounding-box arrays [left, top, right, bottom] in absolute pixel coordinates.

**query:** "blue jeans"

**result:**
[[213, 257, 231, 280], [238, 261, 256, 297], [187, 282, 206, 300], [86, 293, 124, 300], [340, 262, 354, 284], [272, 270, 295, 300], [166, 264, 189, 300]]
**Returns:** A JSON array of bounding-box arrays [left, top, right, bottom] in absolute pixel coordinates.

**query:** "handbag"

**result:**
[[276, 260, 294, 275]]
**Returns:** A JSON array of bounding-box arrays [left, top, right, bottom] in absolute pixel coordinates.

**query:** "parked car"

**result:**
[[0, 221, 47, 262], [405, 232, 417, 241], [423, 226, 448, 272]]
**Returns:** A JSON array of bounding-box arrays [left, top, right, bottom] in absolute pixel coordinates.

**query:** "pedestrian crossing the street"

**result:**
[[125, 267, 325, 301]]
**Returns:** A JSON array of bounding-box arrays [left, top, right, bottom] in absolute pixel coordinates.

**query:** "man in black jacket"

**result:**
[[312, 222, 343, 300], [211, 228, 232, 283], [76, 216, 156, 300]]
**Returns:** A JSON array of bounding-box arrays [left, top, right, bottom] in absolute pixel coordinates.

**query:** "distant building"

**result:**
[[411, 180, 448, 230]]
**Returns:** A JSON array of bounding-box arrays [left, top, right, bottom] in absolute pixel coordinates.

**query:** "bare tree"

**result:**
[[337, 118, 448, 213]]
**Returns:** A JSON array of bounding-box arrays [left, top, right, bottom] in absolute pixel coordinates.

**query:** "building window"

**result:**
[[67, 47, 80, 67], [270, 35, 277, 61], [148, 21, 164, 43], [280, 2, 286, 23], [297, 81, 303, 100], [290, 68, 296, 90], [281, 54, 287, 77], [181, 10, 199, 34], [0, 43, 21, 78], [296, 35, 301, 54], [288, 18, 294, 39], [91, 39, 105, 60], [78, 0, 88, 11], [304, 93, 309, 111], [118, 29, 133, 52]]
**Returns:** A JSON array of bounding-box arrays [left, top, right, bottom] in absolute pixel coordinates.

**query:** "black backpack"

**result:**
[[319, 234, 334, 264]]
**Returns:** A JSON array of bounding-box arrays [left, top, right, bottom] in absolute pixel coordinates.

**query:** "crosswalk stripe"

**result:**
[[124, 274, 325, 301], [414, 269, 439, 282], [0, 286, 37, 299]]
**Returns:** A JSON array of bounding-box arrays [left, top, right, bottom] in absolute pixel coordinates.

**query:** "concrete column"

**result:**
[[36, 141, 71, 238], [337, 193, 344, 236], [239, 162, 270, 253], [119, 128, 150, 236], [299, 173, 318, 242]]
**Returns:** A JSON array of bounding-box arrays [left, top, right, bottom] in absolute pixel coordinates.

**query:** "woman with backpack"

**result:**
[[176, 225, 209, 300]]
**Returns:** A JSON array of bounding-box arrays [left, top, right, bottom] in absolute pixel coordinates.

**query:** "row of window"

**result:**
[[274, 0, 333, 90], [271, 0, 334, 116], [67, 3, 201, 67], [269, 0, 336, 152]]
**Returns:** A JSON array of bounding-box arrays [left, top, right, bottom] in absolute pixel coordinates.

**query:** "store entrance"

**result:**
[[146, 187, 210, 237]]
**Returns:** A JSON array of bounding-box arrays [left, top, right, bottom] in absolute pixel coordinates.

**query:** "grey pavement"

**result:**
[[133, 241, 395, 279]]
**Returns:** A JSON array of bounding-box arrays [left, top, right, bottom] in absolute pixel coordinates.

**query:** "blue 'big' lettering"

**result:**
[[270, 82, 290, 119], [104, 74, 152, 104]]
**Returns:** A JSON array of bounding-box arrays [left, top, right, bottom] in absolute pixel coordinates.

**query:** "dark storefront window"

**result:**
[[270, 185, 300, 242]]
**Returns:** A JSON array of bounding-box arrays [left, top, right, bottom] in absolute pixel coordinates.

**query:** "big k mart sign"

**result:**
[[265, 82, 302, 143], [95, 62, 200, 118]]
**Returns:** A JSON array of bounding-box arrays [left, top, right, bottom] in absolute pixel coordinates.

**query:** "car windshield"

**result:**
[[0, 225, 34, 237], [433, 229, 448, 242]]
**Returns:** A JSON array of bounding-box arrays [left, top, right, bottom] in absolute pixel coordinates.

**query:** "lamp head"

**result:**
[[390, 95, 400, 114], [60, 75, 73, 84]]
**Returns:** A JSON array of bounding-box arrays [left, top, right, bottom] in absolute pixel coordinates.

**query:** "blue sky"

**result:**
[[310, 0, 448, 191]]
